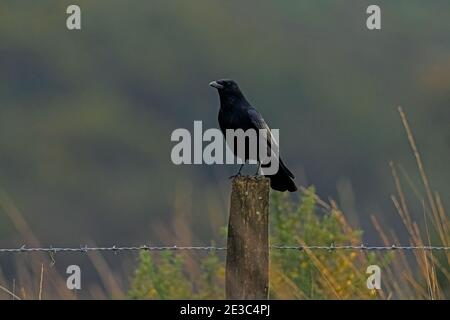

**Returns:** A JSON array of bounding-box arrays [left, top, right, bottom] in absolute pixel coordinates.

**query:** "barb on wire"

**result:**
[[0, 244, 448, 254]]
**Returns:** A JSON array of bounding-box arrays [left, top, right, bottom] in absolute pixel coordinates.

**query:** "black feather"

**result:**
[[211, 79, 297, 192]]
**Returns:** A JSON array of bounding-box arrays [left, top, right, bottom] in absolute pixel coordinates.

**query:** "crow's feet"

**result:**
[[253, 162, 261, 176], [228, 172, 242, 179], [229, 163, 245, 179]]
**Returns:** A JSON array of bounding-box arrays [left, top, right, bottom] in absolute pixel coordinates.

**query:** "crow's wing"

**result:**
[[247, 108, 278, 152], [248, 108, 295, 178]]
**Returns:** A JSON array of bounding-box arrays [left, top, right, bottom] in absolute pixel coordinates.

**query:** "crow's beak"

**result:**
[[209, 81, 224, 89]]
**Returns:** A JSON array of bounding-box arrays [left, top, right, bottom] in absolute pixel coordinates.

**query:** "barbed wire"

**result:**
[[0, 244, 448, 254], [270, 245, 450, 251]]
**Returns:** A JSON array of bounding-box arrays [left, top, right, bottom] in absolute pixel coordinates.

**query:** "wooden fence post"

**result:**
[[226, 176, 270, 299]]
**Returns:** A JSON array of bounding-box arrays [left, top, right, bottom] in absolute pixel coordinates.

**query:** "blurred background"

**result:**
[[0, 1, 449, 297]]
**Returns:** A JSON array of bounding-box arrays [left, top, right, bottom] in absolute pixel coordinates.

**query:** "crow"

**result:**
[[209, 79, 297, 192]]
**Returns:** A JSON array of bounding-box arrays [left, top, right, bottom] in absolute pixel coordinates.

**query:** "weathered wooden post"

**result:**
[[226, 176, 270, 299]]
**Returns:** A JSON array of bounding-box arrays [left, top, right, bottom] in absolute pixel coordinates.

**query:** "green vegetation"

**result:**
[[126, 108, 450, 299], [0, 2, 448, 299], [128, 175, 448, 299], [128, 189, 386, 299]]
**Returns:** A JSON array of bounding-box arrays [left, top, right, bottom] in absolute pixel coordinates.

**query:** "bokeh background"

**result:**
[[0, 1, 449, 297]]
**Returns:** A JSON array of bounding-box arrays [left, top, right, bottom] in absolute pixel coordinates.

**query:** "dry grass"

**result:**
[[285, 107, 448, 300], [0, 108, 448, 300], [266, 106, 448, 300]]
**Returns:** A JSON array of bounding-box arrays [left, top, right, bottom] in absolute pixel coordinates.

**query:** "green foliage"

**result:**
[[128, 250, 192, 299], [196, 250, 225, 299], [270, 188, 378, 299], [128, 249, 225, 299], [129, 188, 389, 299]]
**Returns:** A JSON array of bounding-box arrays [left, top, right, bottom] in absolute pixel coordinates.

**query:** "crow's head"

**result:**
[[209, 79, 240, 93], [209, 79, 249, 106]]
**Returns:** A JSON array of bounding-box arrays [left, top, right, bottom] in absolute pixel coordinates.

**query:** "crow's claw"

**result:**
[[253, 162, 261, 176], [228, 173, 242, 179], [229, 163, 245, 179]]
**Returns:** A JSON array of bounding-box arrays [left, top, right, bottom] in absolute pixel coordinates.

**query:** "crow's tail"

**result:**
[[262, 158, 297, 192]]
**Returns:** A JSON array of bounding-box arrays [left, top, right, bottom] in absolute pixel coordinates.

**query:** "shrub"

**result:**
[[128, 187, 386, 299]]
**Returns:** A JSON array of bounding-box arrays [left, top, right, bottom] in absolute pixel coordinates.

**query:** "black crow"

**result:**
[[209, 79, 297, 192]]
